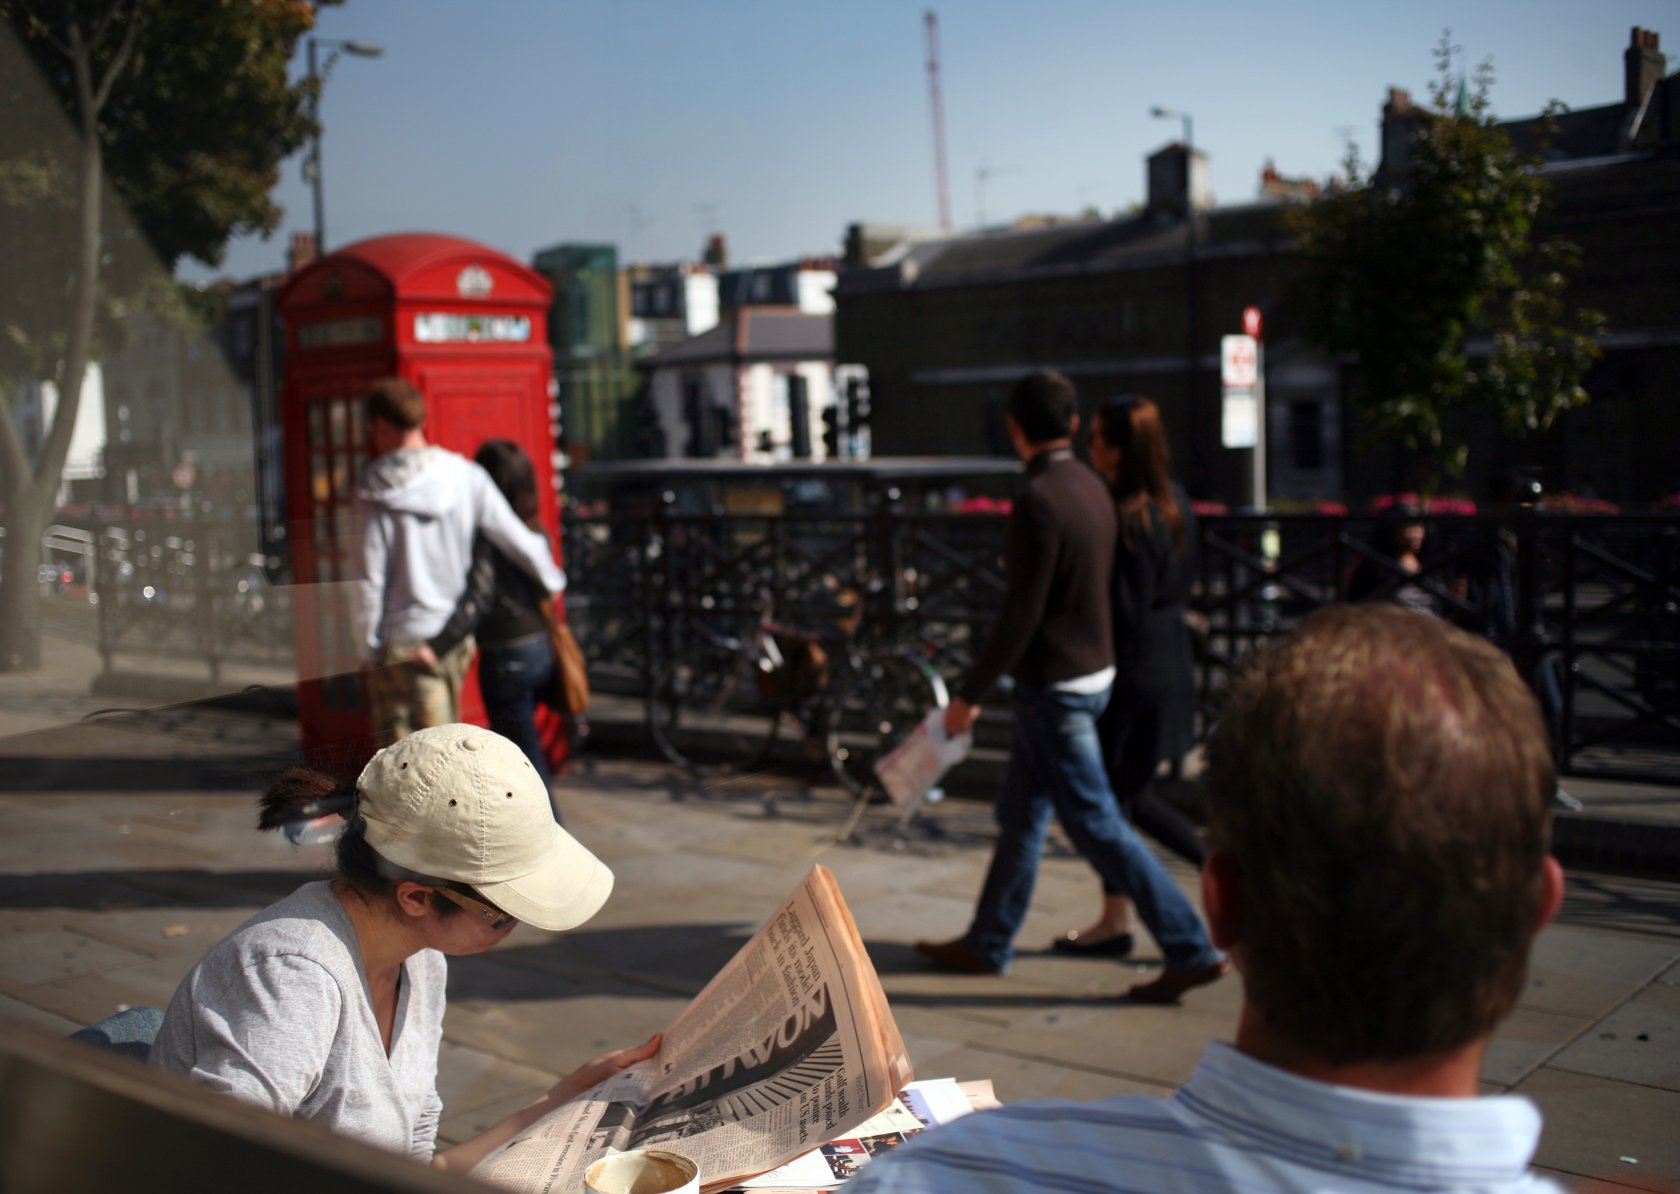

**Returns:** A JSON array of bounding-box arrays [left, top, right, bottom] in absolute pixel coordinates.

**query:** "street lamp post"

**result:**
[[1151, 105, 1200, 488], [305, 37, 383, 254]]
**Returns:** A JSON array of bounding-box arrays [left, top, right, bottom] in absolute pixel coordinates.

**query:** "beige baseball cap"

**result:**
[[356, 724, 613, 932]]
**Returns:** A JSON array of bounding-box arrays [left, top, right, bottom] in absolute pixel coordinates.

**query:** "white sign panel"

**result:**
[[413, 313, 531, 343], [1221, 334, 1259, 388], [1222, 389, 1258, 448]]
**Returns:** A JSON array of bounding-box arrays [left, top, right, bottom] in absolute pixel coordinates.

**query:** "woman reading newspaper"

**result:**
[[150, 724, 659, 1172]]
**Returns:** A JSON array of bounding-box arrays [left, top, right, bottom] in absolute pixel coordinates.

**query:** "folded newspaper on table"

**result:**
[[470, 866, 913, 1194], [731, 1076, 998, 1190], [873, 708, 972, 808]]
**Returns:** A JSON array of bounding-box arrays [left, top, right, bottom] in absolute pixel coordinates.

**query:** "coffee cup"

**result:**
[[583, 1148, 700, 1194]]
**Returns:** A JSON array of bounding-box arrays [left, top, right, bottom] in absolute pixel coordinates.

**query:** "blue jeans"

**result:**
[[69, 1005, 164, 1062], [480, 634, 558, 812], [962, 684, 1221, 973]]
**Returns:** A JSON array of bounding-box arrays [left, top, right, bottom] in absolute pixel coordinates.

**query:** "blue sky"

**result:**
[[183, 0, 1676, 283]]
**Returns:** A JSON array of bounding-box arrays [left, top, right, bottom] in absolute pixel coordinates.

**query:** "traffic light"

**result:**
[[715, 403, 740, 456], [683, 384, 714, 457], [845, 377, 871, 459], [634, 397, 667, 457], [788, 375, 812, 458], [821, 404, 841, 459]]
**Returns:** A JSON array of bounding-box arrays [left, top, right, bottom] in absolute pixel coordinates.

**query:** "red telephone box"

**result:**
[[277, 232, 562, 773]]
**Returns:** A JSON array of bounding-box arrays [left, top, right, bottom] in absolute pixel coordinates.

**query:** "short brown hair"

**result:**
[[1204, 604, 1554, 1063], [366, 377, 426, 431]]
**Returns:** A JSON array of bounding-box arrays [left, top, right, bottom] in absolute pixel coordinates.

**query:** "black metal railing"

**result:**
[[89, 508, 293, 684], [564, 502, 1680, 785]]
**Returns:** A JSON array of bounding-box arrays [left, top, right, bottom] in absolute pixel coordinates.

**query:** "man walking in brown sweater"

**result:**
[[918, 370, 1225, 1002]]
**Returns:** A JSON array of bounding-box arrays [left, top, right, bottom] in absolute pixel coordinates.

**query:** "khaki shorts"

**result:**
[[368, 636, 475, 745]]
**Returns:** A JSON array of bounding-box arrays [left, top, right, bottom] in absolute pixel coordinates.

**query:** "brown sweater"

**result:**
[[957, 447, 1117, 704]]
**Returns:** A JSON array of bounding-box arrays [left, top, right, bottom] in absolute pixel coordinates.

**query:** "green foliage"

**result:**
[[0, 0, 326, 373], [1290, 34, 1604, 491]]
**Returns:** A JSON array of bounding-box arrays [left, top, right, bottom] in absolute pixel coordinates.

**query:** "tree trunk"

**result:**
[[0, 29, 103, 674], [0, 493, 46, 671]]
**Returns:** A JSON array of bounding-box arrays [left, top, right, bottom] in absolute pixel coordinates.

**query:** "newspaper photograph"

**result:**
[[470, 865, 912, 1194]]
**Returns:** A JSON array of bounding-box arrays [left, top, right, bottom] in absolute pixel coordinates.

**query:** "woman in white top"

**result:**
[[151, 723, 658, 1172]]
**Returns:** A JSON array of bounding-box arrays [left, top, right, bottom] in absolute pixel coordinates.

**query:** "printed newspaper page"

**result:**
[[470, 865, 912, 1194]]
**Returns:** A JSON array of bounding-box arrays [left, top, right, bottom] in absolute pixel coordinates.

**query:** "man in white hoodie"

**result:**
[[350, 378, 565, 743]]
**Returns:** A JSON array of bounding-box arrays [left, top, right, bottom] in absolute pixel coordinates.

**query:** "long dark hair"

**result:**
[[1098, 394, 1184, 554], [475, 438, 540, 526]]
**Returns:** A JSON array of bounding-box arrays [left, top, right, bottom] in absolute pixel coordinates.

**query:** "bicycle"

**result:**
[[645, 586, 947, 798]]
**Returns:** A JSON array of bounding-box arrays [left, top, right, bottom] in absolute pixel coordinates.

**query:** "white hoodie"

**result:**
[[348, 445, 564, 659]]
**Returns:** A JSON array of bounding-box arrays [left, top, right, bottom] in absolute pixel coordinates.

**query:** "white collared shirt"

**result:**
[[849, 1041, 1564, 1193]]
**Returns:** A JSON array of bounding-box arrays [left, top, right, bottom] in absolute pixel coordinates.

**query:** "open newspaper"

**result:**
[[471, 865, 913, 1194]]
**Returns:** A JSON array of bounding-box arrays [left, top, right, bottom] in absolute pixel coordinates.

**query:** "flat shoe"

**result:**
[[1051, 930, 1135, 958], [1127, 958, 1230, 1004], [916, 937, 1003, 975]]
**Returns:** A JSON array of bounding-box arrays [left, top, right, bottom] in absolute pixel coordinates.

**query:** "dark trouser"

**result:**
[[1096, 693, 1207, 894], [480, 633, 559, 819]]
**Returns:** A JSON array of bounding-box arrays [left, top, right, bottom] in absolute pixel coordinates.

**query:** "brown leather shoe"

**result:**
[[1127, 957, 1229, 1004], [916, 937, 1002, 975]]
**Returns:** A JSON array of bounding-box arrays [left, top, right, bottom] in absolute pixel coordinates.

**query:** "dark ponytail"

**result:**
[[258, 768, 386, 895], [258, 767, 464, 915]]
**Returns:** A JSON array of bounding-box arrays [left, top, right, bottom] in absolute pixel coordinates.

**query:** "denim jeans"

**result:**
[[480, 634, 558, 811], [962, 683, 1221, 973]]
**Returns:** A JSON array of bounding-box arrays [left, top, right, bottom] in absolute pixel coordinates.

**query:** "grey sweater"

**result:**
[[150, 881, 448, 1161]]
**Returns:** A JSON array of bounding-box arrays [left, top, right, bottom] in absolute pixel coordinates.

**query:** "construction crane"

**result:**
[[925, 11, 951, 231]]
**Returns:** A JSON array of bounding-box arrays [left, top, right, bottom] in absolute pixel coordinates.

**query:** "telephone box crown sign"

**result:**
[[457, 265, 493, 298]]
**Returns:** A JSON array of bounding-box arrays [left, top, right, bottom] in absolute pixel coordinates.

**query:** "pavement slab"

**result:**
[[1522, 924, 1680, 1020], [1518, 1066, 1680, 1192], [1483, 1007, 1595, 1089], [1547, 1000, 1680, 1092]]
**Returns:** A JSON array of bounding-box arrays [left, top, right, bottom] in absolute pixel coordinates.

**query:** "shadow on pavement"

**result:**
[[0, 755, 300, 793], [1558, 873, 1680, 939], [0, 869, 323, 910]]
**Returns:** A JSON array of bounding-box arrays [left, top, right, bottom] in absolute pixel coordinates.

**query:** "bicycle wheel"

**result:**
[[827, 651, 947, 795], [647, 644, 781, 776]]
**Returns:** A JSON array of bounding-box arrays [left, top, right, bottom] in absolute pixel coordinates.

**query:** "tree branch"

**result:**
[[90, 0, 141, 113]]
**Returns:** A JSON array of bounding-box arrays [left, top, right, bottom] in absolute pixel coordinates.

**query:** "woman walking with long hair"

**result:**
[[1056, 394, 1207, 956], [430, 439, 567, 817]]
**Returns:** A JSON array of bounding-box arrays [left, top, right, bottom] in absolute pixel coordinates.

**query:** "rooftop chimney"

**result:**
[[287, 231, 318, 275], [1626, 27, 1664, 110], [1145, 142, 1211, 219], [1377, 86, 1431, 188], [702, 233, 728, 268]]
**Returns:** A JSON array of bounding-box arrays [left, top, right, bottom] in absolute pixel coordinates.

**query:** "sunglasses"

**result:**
[[433, 886, 517, 931]]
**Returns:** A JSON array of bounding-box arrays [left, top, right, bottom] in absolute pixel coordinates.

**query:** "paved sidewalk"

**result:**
[[1, 620, 1677, 1191], [1, 717, 1677, 1192]]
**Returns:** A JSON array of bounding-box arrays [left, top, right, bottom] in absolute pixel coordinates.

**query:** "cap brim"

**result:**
[[477, 824, 614, 932]]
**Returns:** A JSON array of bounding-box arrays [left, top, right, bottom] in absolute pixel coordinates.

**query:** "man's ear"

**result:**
[[1202, 850, 1241, 952], [1067, 412, 1080, 438], [1536, 856, 1565, 933]]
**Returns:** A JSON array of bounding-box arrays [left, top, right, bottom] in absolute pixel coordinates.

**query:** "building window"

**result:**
[[1289, 400, 1323, 471]]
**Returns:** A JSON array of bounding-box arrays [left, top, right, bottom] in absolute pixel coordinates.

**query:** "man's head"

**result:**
[[1006, 369, 1078, 452], [1202, 604, 1561, 1065], [366, 377, 427, 455]]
